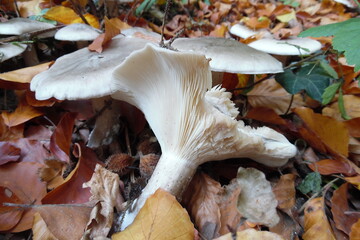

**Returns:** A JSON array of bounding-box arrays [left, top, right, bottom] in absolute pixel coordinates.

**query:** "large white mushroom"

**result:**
[[30, 36, 297, 229]]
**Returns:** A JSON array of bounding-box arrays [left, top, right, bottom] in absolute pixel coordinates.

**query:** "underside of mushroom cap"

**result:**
[[172, 37, 283, 74], [111, 44, 296, 167], [30, 35, 152, 100], [0, 18, 55, 35]]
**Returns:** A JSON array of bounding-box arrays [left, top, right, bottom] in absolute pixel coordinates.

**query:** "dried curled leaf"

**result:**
[[235, 167, 279, 227]]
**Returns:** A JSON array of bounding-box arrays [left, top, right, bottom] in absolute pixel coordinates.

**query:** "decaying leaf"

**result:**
[[323, 95, 360, 121], [235, 167, 279, 227], [32, 213, 59, 240], [303, 197, 336, 240], [0, 186, 23, 231], [38, 159, 66, 189], [112, 189, 194, 240], [272, 173, 296, 211], [0, 142, 21, 165], [350, 219, 360, 240], [82, 164, 124, 239], [214, 229, 284, 240], [182, 172, 222, 239]]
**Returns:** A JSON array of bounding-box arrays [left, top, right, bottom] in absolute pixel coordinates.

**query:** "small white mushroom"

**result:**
[[0, 18, 56, 65], [230, 23, 322, 56], [55, 23, 102, 48], [0, 43, 27, 62], [109, 44, 297, 228]]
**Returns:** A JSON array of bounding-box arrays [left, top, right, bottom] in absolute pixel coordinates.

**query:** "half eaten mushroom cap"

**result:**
[[0, 18, 55, 36], [110, 44, 297, 228], [172, 37, 283, 74]]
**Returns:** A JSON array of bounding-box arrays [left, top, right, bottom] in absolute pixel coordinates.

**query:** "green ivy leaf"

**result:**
[[322, 82, 341, 105], [297, 172, 322, 195], [275, 65, 331, 102], [279, 0, 300, 7], [299, 18, 360, 71]]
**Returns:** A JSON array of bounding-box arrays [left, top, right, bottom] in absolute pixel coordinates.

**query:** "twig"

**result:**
[[68, 0, 90, 26], [284, 94, 294, 115], [3, 202, 93, 208], [159, 0, 172, 47], [0, 26, 63, 44]]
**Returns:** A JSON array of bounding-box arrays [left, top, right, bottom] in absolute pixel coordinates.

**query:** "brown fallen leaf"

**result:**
[[308, 159, 355, 176], [294, 107, 349, 157], [214, 229, 284, 240], [331, 183, 359, 236], [246, 107, 287, 126], [182, 172, 222, 239], [38, 159, 66, 190], [344, 175, 360, 190], [82, 164, 124, 239], [303, 197, 336, 240], [36, 204, 92, 240], [345, 118, 360, 138], [272, 173, 296, 211], [270, 211, 301, 240], [32, 212, 59, 240], [88, 17, 121, 53], [0, 186, 23, 231], [42, 143, 103, 204], [322, 95, 360, 121], [0, 162, 47, 232], [0, 142, 21, 165], [112, 189, 194, 240], [350, 219, 360, 240]]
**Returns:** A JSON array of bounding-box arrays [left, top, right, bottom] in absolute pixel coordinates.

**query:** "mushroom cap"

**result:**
[[248, 37, 322, 56], [0, 43, 27, 62], [172, 37, 283, 74], [30, 35, 152, 100], [230, 23, 272, 39], [55, 23, 102, 41], [0, 18, 55, 35]]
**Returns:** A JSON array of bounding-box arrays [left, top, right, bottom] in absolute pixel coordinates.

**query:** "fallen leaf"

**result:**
[[88, 17, 121, 53], [0, 162, 47, 232], [32, 212, 59, 240], [331, 183, 359, 235], [42, 143, 103, 204], [50, 112, 77, 163], [1, 94, 43, 127], [0, 117, 24, 141], [270, 211, 301, 240], [350, 219, 360, 240], [344, 175, 360, 190], [247, 78, 305, 115], [38, 159, 66, 189], [303, 197, 336, 240], [0, 142, 21, 165], [0, 186, 23, 231], [246, 107, 287, 126], [82, 164, 124, 239], [44, 6, 99, 28], [182, 172, 221, 239], [36, 204, 92, 240], [0, 62, 53, 89], [235, 167, 279, 227], [323, 95, 360, 121], [11, 138, 52, 165], [294, 107, 349, 157], [236, 229, 284, 239], [344, 118, 360, 138], [25, 90, 56, 107], [272, 173, 296, 211], [217, 180, 242, 235], [308, 159, 355, 176], [112, 189, 194, 240]]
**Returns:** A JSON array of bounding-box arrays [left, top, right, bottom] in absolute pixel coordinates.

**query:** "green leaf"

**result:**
[[319, 60, 338, 79], [275, 65, 331, 102], [279, 0, 300, 7], [299, 18, 360, 71], [135, 0, 157, 16], [322, 82, 341, 105], [338, 88, 351, 120], [297, 172, 322, 195]]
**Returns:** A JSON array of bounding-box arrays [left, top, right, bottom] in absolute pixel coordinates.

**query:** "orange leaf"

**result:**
[[294, 107, 349, 157], [331, 183, 359, 235], [350, 219, 360, 240], [42, 143, 103, 204], [246, 107, 287, 126], [49, 112, 77, 163], [25, 90, 57, 107], [112, 189, 194, 240], [0, 62, 53, 89], [209, 23, 228, 38], [244, 16, 271, 29], [303, 197, 336, 240], [1, 94, 43, 127], [0, 117, 24, 141], [308, 159, 355, 176], [88, 17, 121, 53], [0, 162, 47, 232], [272, 174, 296, 210], [344, 175, 360, 190], [0, 142, 21, 165], [345, 118, 360, 138]]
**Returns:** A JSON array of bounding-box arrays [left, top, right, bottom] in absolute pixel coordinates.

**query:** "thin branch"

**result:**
[[159, 0, 172, 47], [0, 26, 63, 44], [3, 202, 93, 208], [284, 94, 294, 115]]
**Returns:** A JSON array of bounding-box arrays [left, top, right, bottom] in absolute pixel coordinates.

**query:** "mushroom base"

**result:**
[[119, 151, 198, 230]]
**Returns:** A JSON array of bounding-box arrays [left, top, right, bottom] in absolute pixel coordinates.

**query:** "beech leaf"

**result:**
[[112, 189, 194, 240]]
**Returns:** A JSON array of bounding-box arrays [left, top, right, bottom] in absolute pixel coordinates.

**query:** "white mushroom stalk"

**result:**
[[110, 44, 297, 228]]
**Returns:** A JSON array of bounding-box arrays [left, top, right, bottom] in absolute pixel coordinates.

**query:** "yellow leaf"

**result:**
[[350, 219, 360, 240], [303, 197, 336, 240], [112, 189, 194, 240], [276, 9, 296, 23], [236, 229, 284, 240], [44, 6, 99, 28]]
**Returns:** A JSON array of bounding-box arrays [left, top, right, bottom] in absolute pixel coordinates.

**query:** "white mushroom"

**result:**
[[0, 43, 27, 62], [230, 23, 322, 56], [0, 18, 56, 65], [109, 44, 297, 228], [55, 23, 102, 48]]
